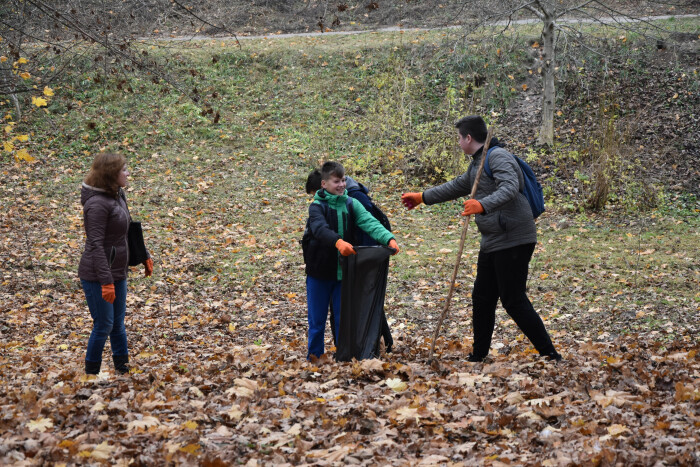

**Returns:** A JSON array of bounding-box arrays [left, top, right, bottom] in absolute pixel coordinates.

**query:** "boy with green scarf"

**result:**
[[303, 161, 399, 359]]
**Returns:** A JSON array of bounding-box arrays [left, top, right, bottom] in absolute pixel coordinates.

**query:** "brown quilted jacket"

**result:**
[[77, 184, 130, 285]]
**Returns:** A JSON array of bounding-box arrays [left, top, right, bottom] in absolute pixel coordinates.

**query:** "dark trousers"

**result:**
[[471, 243, 555, 358]]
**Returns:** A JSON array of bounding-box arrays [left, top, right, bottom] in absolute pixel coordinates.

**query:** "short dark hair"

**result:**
[[320, 161, 345, 181], [455, 115, 487, 143], [305, 169, 322, 194]]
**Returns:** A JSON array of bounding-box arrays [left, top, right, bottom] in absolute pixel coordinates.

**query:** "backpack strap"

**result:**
[[483, 147, 523, 192], [483, 147, 496, 178]]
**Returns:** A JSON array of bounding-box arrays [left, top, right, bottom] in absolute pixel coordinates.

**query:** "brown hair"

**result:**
[[84, 152, 126, 198], [320, 161, 344, 181]]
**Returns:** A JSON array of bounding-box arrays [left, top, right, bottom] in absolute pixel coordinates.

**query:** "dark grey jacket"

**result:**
[[422, 143, 536, 253], [78, 184, 130, 284]]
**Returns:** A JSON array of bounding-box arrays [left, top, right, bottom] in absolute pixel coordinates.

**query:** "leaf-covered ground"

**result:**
[[2, 26, 699, 466], [2, 155, 698, 465]]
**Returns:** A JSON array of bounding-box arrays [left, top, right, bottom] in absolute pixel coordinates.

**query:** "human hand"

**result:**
[[388, 239, 400, 255], [102, 284, 116, 303], [401, 192, 423, 210], [461, 199, 484, 216], [335, 239, 356, 256], [144, 258, 153, 277]]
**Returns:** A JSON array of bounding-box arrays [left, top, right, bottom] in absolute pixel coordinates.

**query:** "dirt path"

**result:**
[[160, 13, 699, 42]]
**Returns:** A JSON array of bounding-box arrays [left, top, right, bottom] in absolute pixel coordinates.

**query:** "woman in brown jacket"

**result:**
[[78, 152, 153, 375]]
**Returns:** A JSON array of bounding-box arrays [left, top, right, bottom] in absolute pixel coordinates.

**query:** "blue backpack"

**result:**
[[484, 147, 545, 219]]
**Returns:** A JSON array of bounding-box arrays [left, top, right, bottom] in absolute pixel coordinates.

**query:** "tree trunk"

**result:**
[[538, 11, 555, 146]]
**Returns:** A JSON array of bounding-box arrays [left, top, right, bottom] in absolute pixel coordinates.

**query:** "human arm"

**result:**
[[421, 170, 473, 205], [475, 148, 521, 214], [335, 239, 356, 256], [461, 199, 484, 216], [102, 284, 116, 303], [351, 199, 395, 246], [401, 192, 423, 210], [388, 239, 399, 255], [308, 202, 343, 247], [122, 190, 153, 277]]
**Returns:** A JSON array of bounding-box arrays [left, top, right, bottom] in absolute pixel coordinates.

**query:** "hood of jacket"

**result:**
[[344, 176, 369, 195], [81, 183, 113, 206]]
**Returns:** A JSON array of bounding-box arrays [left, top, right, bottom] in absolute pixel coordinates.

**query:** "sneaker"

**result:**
[[467, 353, 485, 363]]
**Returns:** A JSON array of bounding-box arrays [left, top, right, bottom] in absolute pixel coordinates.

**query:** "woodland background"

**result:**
[[1, 1, 699, 465]]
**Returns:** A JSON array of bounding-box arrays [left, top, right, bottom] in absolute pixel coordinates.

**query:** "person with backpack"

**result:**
[[306, 168, 395, 352], [303, 162, 399, 359], [401, 115, 562, 362]]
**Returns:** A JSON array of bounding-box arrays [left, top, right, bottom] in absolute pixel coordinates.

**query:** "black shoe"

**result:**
[[544, 351, 563, 362], [467, 353, 485, 363], [113, 354, 130, 374], [85, 360, 101, 375]]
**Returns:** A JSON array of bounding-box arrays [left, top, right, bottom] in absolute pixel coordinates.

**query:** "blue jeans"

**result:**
[[306, 276, 342, 359], [81, 279, 128, 363]]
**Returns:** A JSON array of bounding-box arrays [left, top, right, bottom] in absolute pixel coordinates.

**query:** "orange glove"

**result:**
[[335, 239, 356, 256], [461, 199, 484, 216], [102, 284, 116, 304], [401, 192, 423, 210], [144, 258, 153, 277], [388, 239, 400, 255]]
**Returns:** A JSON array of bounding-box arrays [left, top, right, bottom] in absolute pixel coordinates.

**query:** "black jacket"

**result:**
[[303, 189, 395, 280], [303, 195, 356, 280]]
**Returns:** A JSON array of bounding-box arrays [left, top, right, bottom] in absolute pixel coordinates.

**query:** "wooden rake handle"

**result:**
[[428, 127, 494, 360]]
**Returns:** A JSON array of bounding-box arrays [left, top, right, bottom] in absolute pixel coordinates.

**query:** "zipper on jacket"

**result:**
[[109, 246, 116, 267]]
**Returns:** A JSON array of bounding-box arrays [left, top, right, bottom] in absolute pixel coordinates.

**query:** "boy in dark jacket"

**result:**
[[401, 116, 561, 362], [306, 168, 395, 352], [306, 169, 390, 246], [304, 162, 399, 359]]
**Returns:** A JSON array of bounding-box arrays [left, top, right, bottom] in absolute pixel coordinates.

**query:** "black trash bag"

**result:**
[[336, 246, 394, 361]]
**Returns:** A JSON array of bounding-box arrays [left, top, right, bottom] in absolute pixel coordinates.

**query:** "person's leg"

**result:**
[[380, 265, 393, 352], [81, 279, 114, 373], [328, 302, 337, 346], [470, 250, 500, 360], [306, 276, 333, 359], [494, 243, 557, 356], [109, 280, 128, 356], [110, 280, 130, 373], [330, 280, 342, 343], [380, 314, 393, 352]]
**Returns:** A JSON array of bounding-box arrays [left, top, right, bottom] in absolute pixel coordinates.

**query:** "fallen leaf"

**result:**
[[128, 416, 160, 430], [385, 378, 408, 392], [27, 417, 53, 432]]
